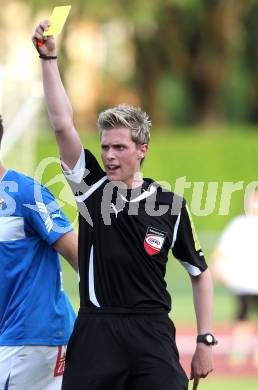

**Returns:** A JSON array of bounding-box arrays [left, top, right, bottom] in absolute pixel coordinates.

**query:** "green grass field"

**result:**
[[193, 378, 258, 389]]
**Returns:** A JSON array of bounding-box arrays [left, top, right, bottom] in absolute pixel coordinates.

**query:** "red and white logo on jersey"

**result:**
[[54, 346, 66, 377], [144, 227, 166, 255]]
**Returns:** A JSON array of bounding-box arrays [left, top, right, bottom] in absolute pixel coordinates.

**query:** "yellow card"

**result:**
[[43, 5, 71, 36]]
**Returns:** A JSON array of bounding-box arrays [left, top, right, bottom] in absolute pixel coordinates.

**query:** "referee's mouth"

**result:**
[[106, 165, 120, 173]]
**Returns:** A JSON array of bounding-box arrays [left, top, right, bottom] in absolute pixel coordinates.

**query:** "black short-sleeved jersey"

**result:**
[[66, 149, 207, 312]]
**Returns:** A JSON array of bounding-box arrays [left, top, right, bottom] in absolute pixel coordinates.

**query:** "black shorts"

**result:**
[[236, 294, 258, 321], [62, 309, 188, 390]]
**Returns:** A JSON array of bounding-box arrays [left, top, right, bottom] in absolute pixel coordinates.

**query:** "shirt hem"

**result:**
[[0, 339, 70, 346]]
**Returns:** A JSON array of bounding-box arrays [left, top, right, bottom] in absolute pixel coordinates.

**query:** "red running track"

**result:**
[[176, 326, 258, 377]]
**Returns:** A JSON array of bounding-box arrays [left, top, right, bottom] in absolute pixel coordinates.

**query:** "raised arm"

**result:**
[[32, 20, 82, 169]]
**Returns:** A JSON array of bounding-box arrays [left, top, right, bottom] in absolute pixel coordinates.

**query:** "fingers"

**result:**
[[32, 20, 50, 47], [193, 377, 199, 390], [191, 368, 213, 390], [192, 370, 212, 380], [38, 20, 49, 31]]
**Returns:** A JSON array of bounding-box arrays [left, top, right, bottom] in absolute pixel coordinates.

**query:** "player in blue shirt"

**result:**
[[0, 115, 78, 390]]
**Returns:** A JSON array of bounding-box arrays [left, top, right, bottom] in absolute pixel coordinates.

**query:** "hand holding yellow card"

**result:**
[[43, 5, 71, 36]]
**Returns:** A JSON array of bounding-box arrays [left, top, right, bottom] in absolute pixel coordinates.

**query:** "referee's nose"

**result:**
[[105, 147, 116, 161]]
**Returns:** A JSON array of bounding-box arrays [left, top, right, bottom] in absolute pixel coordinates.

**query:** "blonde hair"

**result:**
[[97, 104, 151, 144]]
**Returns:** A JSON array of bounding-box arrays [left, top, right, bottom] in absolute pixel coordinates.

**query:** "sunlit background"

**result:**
[[1, 1, 258, 388], [3, 1, 258, 130]]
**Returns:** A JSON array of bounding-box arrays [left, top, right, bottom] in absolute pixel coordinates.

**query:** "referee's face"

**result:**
[[101, 127, 148, 188]]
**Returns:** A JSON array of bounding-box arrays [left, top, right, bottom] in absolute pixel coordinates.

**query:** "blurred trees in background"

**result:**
[[15, 0, 258, 128]]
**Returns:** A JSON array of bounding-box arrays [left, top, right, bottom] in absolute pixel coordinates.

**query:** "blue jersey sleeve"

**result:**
[[22, 181, 73, 246]]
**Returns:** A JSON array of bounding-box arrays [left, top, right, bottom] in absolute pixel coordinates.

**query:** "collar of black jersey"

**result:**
[[113, 178, 159, 203]]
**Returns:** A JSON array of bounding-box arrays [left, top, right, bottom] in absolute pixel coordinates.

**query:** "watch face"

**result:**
[[197, 333, 217, 345]]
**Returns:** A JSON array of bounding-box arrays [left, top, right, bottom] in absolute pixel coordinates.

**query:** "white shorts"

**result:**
[[0, 345, 67, 390]]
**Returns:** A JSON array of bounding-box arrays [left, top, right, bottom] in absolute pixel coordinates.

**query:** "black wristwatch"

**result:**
[[196, 333, 218, 346]]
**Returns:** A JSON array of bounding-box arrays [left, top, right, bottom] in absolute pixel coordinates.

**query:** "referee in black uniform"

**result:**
[[33, 20, 216, 390]]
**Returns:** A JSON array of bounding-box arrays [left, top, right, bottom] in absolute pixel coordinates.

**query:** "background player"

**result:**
[[32, 20, 216, 390], [0, 115, 78, 389], [212, 191, 258, 366]]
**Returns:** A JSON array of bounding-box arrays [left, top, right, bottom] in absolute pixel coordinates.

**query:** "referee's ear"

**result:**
[[138, 143, 148, 166]]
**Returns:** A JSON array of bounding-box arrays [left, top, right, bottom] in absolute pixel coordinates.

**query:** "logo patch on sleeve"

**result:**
[[144, 227, 166, 255]]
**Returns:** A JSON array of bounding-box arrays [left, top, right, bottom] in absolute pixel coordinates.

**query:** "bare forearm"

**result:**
[[190, 269, 214, 388], [53, 231, 78, 272], [191, 269, 213, 334], [41, 60, 73, 132], [41, 58, 82, 168], [33, 21, 83, 168]]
